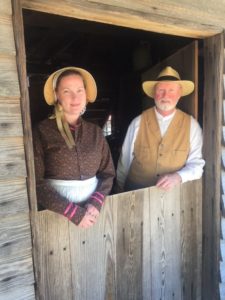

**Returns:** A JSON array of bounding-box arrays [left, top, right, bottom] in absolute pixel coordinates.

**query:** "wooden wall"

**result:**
[[202, 34, 224, 300], [21, 0, 224, 38], [33, 181, 202, 300], [0, 0, 35, 299], [220, 42, 225, 300], [0, 1, 222, 299]]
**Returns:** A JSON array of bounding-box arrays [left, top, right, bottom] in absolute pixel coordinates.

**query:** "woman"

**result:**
[[33, 67, 115, 228]]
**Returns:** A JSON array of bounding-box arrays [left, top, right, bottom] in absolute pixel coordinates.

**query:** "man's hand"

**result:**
[[78, 204, 100, 228], [156, 173, 182, 191]]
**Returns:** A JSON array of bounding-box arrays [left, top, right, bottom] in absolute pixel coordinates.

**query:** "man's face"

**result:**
[[154, 82, 182, 114]]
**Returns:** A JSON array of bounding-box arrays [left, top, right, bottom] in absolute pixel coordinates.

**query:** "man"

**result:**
[[116, 66, 205, 191]]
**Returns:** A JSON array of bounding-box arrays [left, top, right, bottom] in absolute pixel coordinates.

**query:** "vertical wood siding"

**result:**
[[0, 0, 35, 299], [203, 34, 224, 300], [33, 181, 202, 300], [220, 45, 225, 300]]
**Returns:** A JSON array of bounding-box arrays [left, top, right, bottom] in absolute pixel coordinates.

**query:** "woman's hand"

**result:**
[[78, 204, 100, 228]]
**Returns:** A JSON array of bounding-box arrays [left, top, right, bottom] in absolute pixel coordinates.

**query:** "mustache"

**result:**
[[158, 98, 171, 102]]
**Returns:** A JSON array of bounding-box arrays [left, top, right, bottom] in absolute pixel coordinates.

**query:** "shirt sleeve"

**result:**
[[116, 116, 141, 190], [177, 116, 205, 183], [33, 126, 86, 225], [86, 132, 115, 211]]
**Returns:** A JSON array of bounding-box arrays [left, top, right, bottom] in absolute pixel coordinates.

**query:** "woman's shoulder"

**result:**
[[36, 118, 56, 129], [33, 118, 57, 136]]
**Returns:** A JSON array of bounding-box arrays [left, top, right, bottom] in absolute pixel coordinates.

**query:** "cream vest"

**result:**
[[125, 108, 190, 190]]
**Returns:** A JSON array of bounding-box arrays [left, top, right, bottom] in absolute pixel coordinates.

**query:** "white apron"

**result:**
[[47, 176, 98, 204]]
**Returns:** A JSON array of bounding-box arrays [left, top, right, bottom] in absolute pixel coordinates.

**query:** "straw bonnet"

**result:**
[[142, 66, 194, 98], [44, 66, 97, 105]]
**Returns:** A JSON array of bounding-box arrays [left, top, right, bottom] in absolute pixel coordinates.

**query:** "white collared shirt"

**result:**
[[117, 108, 205, 189]]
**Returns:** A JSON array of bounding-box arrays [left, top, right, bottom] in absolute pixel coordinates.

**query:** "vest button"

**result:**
[[159, 153, 162, 156]]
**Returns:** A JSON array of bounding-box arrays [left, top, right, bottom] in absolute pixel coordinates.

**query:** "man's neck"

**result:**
[[155, 107, 176, 117]]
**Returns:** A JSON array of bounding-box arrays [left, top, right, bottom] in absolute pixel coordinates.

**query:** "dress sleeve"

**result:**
[[86, 133, 115, 211], [33, 126, 86, 225]]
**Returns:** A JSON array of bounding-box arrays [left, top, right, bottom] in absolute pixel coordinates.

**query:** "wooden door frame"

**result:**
[[12, 1, 224, 299], [202, 34, 224, 300]]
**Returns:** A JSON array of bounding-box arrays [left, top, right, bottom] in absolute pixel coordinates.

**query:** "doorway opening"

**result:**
[[23, 9, 198, 169]]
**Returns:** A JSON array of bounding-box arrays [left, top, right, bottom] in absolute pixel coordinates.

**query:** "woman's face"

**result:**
[[56, 74, 87, 117]]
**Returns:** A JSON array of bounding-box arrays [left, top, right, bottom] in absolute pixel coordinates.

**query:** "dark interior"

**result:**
[[23, 9, 194, 167]]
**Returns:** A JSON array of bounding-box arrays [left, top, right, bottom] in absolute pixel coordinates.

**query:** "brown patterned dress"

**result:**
[[33, 117, 115, 225]]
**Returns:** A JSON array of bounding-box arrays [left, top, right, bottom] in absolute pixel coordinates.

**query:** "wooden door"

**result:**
[[141, 41, 198, 119]]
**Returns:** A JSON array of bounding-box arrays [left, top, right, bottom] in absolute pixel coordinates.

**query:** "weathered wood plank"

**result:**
[[221, 239, 225, 262], [0, 56, 20, 97], [220, 282, 225, 300], [222, 194, 225, 218], [0, 214, 34, 295], [12, 0, 37, 211], [0, 285, 35, 300], [69, 194, 116, 300], [222, 217, 225, 241], [0, 0, 12, 15], [0, 213, 32, 263], [0, 137, 26, 178], [32, 210, 72, 300], [115, 190, 143, 300], [21, 0, 221, 38], [142, 188, 152, 299], [88, 0, 225, 29], [150, 186, 181, 300], [0, 258, 34, 294], [0, 179, 29, 215], [0, 100, 23, 136], [0, 17, 16, 55], [222, 127, 225, 144], [202, 33, 224, 300], [180, 180, 202, 300], [33, 181, 202, 299], [221, 261, 225, 283], [223, 100, 225, 125]]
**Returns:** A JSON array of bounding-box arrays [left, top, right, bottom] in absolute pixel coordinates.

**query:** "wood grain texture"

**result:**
[[0, 99, 23, 136], [203, 33, 224, 300], [0, 17, 16, 55], [0, 178, 29, 215], [33, 181, 202, 300], [180, 179, 202, 300], [69, 194, 116, 300], [0, 0, 12, 15], [32, 211, 72, 300], [0, 56, 20, 97], [220, 282, 225, 300], [21, 0, 222, 38], [221, 239, 225, 262], [0, 285, 35, 300], [149, 186, 181, 300], [0, 137, 26, 178], [12, 0, 38, 211], [0, 214, 34, 297], [115, 190, 143, 300]]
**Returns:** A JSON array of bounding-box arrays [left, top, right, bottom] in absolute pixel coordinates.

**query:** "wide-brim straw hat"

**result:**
[[44, 66, 97, 105], [142, 66, 194, 98]]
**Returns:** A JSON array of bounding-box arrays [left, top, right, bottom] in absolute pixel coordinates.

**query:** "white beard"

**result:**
[[155, 99, 178, 112]]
